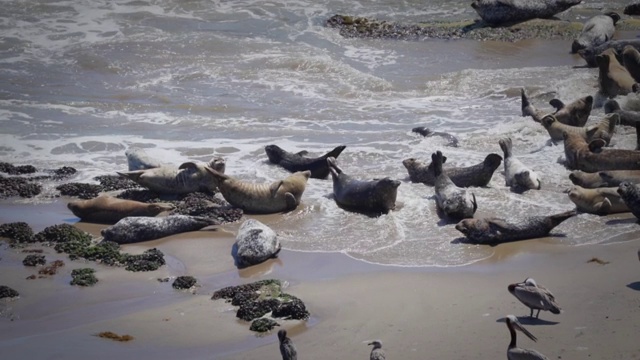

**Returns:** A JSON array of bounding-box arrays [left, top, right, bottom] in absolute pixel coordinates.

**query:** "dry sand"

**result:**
[[0, 199, 639, 360]]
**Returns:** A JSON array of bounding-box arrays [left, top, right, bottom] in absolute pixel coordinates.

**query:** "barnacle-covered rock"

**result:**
[[0, 163, 37, 175], [212, 279, 282, 300], [172, 276, 197, 289], [0, 285, 19, 298], [56, 183, 101, 199], [34, 224, 92, 244], [250, 318, 279, 332], [272, 296, 310, 320], [123, 248, 165, 272], [70, 268, 98, 286], [94, 175, 140, 192], [38, 260, 65, 275], [22, 254, 46, 266], [0, 176, 42, 198], [236, 298, 281, 321], [0, 222, 35, 243]]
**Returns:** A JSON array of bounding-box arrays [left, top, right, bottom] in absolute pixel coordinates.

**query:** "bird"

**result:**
[[368, 340, 386, 360], [505, 314, 550, 360], [277, 329, 297, 360], [508, 277, 561, 319]]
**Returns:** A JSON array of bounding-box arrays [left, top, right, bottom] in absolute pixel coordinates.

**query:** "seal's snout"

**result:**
[[454, 220, 467, 234]]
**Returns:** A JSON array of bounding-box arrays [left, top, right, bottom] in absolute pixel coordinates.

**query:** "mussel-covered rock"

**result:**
[[0, 285, 20, 298], [56, 183, 102, 199], [70, 268, 98, 286], [0, 176, 42, 198], [34, 224, 92, 244], [250, 318, 279, 332], [22, 254, 46, 266], [172, 276, 197, 289], [0, 222, 35, 243]]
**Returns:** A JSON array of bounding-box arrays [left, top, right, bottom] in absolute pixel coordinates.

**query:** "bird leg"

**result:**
[[535, 309, 541, 319], [529, 308, 534, 318]]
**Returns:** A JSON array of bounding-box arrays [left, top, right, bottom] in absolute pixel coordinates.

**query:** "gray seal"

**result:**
[[233, 219, 281, 269], [568, 185, 629, 215], [604, 99, 640, 127], [562, 126, 640, 173], [596, 48, 638, 100], [617, 181, 640, 219], [521, 88, 592, 127], [117, 157, 226, 195], [67, 195, 174, 224], [540, 113, 615, 144], [432, 151, 477, 220], [101, 215, 219, 244], [411, 127, 460, 147], [402, 153, 502, 187], [578, 39, 640, 68], [327, 157, 400, 214], [623, 45, 640, 82], [204, 168, 311, 214], [571, 12, 620, 54], [264, 144, 346, 179], [499, 137, 541, 190], [125, 147, 165, 171], [470, 0, 582, 26], [455, 210, 577, 245]]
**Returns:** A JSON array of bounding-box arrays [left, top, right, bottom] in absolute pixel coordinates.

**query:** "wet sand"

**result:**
[[1, 199, 639, 360]]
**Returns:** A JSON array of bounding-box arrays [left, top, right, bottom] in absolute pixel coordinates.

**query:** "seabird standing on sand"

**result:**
[[508, 278, 562, 319], [277, 329, 297, 360], [505, 315, 549, 360], [368, 340, 386, 360]]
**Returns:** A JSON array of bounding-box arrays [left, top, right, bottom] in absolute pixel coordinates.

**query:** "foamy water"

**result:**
[[1, 0, 638, 266]]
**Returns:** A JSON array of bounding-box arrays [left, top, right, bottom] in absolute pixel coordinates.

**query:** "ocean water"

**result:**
[[1, 0, 638, 267]]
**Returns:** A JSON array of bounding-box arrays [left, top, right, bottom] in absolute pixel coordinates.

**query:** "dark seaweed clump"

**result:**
[[0, 222, 35, 243], [0, 285, 20, 298], [56, 183, 102, 199], [0, 175, 42, 198], [172, 276, 197, 289], [0, 162, 37, 175], [34, 224, 92, 244], [22, 254, 46, 266], [250, 318, 279, 332], [212, 279, 282, 300], [70, 268, 98, 286], [50, 166, 77, 179], [94, 175, 140, 192], [123, 248, 165, 272]]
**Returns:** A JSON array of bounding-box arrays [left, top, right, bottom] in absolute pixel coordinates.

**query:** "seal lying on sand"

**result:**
[[521, 88, 592, 127], [562, 126, 640, 172], [604, 99, 640, 127], [117, 157, 226, 195], [455, 210, 577, 245], [571, 12, 620, 54], [499, 137, 541, 190], [568, 185, 629, 215], [470, 0, 582, 26], [411, 127, 460, 147], [204, 168, 311, 214], [402, 153, 502, 187], [578, 39, 640, 68], [234, 219, 281, 269], [264, 144, 346, 179], [101, 215, 219, 244], [125, 147, 165, 171], [540, 113, 615, 144], [327, 157, 400, 214], [617, 181, 640, 219], [623, 45, 640, 83], [432, 151, 477, 220], [596, 48, 639, 100], [67, 195, 174, 224]]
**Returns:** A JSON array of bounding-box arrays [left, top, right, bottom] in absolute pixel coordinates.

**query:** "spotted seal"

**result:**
[[617, 181, 640, 219], [204, 168, 311, 214], [455, 210, 577, 245], [596, 48, 639, 100], [470, 0, 582, 26], [125, 147, 165, 171], [411, 127, 460, 147], [571, 12, 620, 54], [623, 45, 640, 83], [499, 137, 541, 190], [402, 153, 501, 187], [568, 185, 629, 215], [117, 157, 226, 195], [604, 99, 640, 127], [67, 195, 174, 224], [540, 113, 615, 144], [101, 215, 219, 244], [562, 125, 640, 172], [598, 170, 640, 186], [521, 88, 592, 127], [327, 157, 400, 214], [431, 151, 477, 220], [578, 39, 640, 68], [233, 219, 281, 268], [264, 144, 346, 179]]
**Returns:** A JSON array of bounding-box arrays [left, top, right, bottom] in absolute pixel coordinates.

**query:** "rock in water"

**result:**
[[234, 219, 281, 268]]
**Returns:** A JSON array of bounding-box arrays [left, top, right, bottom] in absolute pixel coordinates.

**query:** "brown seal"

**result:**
[[569, 170, 605, 188], [598, 170, 640, 187], [204, 168, 311, 214], [596, 48, 638, 100], [540, 113, 615, 144], [521, 88, 592, 127], [402, 153, 501, 187], [568, 185, 629, 215], [562, 124, 640, 172], [623, 44, 640, 82], [67, 195, 174, 224]]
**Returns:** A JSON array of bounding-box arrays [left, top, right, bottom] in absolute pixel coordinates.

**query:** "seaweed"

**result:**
[[22, 254, 46, 266], [70, 268, 98, 286], [249, 318, 279, 332]]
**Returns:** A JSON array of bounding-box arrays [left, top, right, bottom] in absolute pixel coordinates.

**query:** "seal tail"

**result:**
[[520, 88, 532, 117], [326, 157, 342, 178], [498, 138, 512, 158], [322, 145, 347, 160], [431, 151, 445, 177], [549, 210, 578, 227]]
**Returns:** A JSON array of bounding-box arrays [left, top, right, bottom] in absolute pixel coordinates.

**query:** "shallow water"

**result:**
[[1, 0, 639, 266]]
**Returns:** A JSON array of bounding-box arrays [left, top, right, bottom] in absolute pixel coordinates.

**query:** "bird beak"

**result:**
[[513, 319, 538, 342]]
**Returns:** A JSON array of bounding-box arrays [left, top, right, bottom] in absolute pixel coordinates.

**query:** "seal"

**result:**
[[264, 144, 346, 179], [617, 181, 640, 219], [67, 195, 174, 224], [470, 0, 582, 26], [499, 137, 541, 190], [432, 151, 477, 220], [604, 99, 640, 127], [204, 168, 311, 214], [327, 157, 400, 214], [569, 170, 605, 188], [454, 210, 577, 245], [403, 153, 502, 187], [521, 88, 592, 127], [625, 2, 640, 16], [233, 219, 281, 269], [100, 215, 219, 244], [125, 147, 165, 171], [540, 113, 615, 144], [596, 48, 638, 100], [411, 127, 460, 147], [578, 39, 640, 68], [622, 45, 640, 82], [562, 125, 640, 172], [568, 185, 629, 214], [571, 12, 620, 54], [598, 170, 640, 187], [117, 157, 226, 195]]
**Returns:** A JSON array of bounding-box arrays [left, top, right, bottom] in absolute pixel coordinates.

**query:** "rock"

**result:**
[[625, 2, 640, 16], [172, 276, 197, 289], [0, 285, 19, 298], [34, 224, 93, 244], [22, 254, 46, 266], [234, 219, 281, 268], [250, 318, 279, 332], [0, 163, 36, 175], [70, 268, 98, 286], [237, 298, 281, 321], [212, 279, 282, 300], [56, 183, 102, 199], [272, 296, 310, 320], [94, 175, 140, 192], [124, 248, 165, 272], [0, 176, 42, 199], [0, 222, 35, 243]]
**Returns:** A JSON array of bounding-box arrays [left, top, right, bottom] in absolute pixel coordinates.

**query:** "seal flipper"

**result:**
[[431, 151, 445, 177], [471, 193, 477, 213], [548, 210, 578, 228], [498, 138, 512, 158], [595, 198, 612, 215], [117, 170, 144, 182], [269, 180, 284, 198], [296, 150, 309, 156], [284, 192, 298, 210], [203, 166, 230, 182], [321, 145, 347, 160], [178, 162, 198, 170], [549, 99, 565, 112]]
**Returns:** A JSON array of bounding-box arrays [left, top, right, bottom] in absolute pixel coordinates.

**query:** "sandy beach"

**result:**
[[0, 199, 639, 360]]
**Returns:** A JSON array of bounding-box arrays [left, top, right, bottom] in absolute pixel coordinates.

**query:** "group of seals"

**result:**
[[571, 12, 620, 54], [431, 151, 477, 220], [604, 99, 640, 127], [499, 137, 541, 190], [470, 0, 582, 26], [596, 48, 639, 100], [521, 88, 592, 127], [402, 153, 502, 188], [101, 215, 218, 244], [264, 144, 346, 179], [67, 195, 174, 224]]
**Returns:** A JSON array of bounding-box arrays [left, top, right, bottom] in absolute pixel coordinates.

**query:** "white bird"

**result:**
[[368, 340, 385, 360], [505, 314, 549, 360], [278, 329, 297, 360], [508, 278, 561, 318]]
